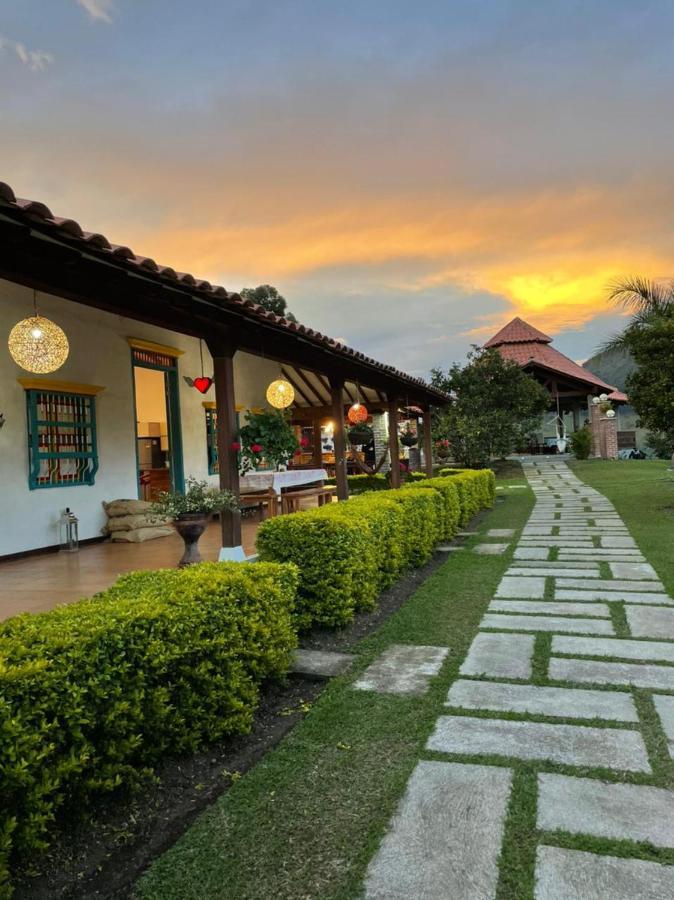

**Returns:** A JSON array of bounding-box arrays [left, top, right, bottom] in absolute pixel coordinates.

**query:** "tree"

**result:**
[[602, 276, 674, 351], [430, 347, 550, 468], [239, 284, 297, 323], [623, 312, 674, 456]]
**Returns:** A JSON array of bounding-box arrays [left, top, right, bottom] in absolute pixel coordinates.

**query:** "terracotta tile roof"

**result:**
[[0, 181, 448, 402], [484, 316, 552, 347], [484, 317, 628, 402]]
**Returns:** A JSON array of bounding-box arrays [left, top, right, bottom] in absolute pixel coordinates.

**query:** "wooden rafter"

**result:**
[[280, 367, 315, 407]]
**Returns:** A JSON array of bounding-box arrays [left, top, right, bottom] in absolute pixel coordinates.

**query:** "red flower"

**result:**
[[294, 448, 302, 456], [251, 443, 263, 453], [300, 436, 310, 448], [231, 441, 241, 452]]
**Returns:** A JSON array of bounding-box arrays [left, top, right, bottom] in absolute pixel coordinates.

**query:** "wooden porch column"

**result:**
[[208, 339, 242, 551], [329, 377, 349, 501], [422, 407, 434, 476], [312, 417, 323, 469], [387, 397, 401, 488]]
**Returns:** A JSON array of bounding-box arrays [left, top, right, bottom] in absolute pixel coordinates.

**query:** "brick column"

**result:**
[[600, 417, 619, 459], [589, 401, 602, 458]]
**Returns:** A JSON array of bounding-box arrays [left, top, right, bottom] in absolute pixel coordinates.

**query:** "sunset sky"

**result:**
[[3, 0, 673, 378]]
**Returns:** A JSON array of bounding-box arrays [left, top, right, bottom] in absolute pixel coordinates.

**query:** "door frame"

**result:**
[[130, 347, 185, 497]]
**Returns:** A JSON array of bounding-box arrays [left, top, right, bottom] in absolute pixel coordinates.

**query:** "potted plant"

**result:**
[[237, 409, 299, 473], [400, 423, 418, 447], [152, 477, 238, 567], [348, 422, 374, 445], [435, 438, 450, 459]]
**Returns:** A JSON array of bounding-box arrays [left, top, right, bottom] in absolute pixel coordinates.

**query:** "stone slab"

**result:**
[[534, 845, 674, 900], [556, 578, 664, 593], [472, 543, 509, 555], [599, 537, 638, 549], [496, 576, 546, 599], [507, 567, 600, 579], [437, 545, 462, 552], [537, 772, 674, 846], [487, 528, 515, 538], [653, 694, 674, 741], [291, 648, 354, 678], [489, 600, 610, 617], [481, 614, 614, 635], [626, 605, 674, 639], [446, 679, 638, 722], [510, 560, 599, 571], [364, 761, 512, 900], [459, 632, 534, 680], [557, 548, 643, 557], [556, 589, 673, 606], [514, 547, 550, 560], [426, 716, 649, 772], [353, 644, 448, 695], [549, 656, 674, 691], [610, 561, 659, 580], [552, 635, 674, 664], [520, 539, 595, 546]]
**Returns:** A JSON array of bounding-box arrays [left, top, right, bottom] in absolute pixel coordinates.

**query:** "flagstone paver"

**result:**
[[291, 649, 354, 678], [549, 656, 674, 691], [459, 631, 534, 680], [625, 605, 674, 639], [352, 644, 448, 695], [426, 715, 650, 771], [489, 600, 611, 617], [473, 543, 510, 555], [537, 773, 674, 846], [445, 679, 638, 722], [363, 458, 674, 899], [364, 762, 512, 900], [481, 613, 615, 635], [552, 634, 674, 663], [534, 846, 674, 900]]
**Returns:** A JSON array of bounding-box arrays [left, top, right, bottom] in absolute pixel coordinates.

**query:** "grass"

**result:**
[[135, 459, 674, 899], [134, 467, 533, 900]]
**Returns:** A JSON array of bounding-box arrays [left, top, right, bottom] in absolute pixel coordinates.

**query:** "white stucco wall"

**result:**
[[0, 280, 279, 555]]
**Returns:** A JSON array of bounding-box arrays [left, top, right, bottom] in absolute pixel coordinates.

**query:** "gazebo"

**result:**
[[483, 317, 627, 432]]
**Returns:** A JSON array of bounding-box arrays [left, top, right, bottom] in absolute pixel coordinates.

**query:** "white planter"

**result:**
[[556, 438, 568, 453]]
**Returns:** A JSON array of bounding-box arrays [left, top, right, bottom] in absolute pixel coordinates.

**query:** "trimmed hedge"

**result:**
[[257, 469, 493, 630], [0, 561, 297, 894], [324, 471, 428, 494]]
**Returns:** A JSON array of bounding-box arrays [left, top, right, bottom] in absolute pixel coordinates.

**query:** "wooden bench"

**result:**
[[281, 485, 336, 515], [240, 488, 278, 519]]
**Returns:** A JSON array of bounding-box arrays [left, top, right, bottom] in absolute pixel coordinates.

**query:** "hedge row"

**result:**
[[257, 469, 495, 630], [324, 471, 428, 494], [0, 562, 298, 895]]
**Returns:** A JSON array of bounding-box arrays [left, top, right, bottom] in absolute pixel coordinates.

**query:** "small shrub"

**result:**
[[570, 428, 592, 460], [0, 562, 297, 892]]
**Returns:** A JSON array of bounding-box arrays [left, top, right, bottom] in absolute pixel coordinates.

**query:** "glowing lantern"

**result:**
[[8, 315, 69, 374], [266, 378, 295, 409], [347, 401, 368, 424]]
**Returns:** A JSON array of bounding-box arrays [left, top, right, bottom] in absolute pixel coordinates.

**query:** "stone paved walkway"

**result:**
[[364, 459, 674, 899]]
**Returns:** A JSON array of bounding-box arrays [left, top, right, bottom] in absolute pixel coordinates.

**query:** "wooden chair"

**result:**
[[239, 488, 278, 519], [281, 485, 336, 515]]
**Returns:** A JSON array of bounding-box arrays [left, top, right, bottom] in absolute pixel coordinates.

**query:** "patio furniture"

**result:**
[[281, 485, 336, 515]]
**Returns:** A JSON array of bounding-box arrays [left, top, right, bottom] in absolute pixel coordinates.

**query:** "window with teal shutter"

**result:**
[[25, 388, 99, 489]]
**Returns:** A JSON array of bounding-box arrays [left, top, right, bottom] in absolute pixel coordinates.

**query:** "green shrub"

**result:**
[[570, 427, 592, 460], [436, 468, 496, 524], [0, 562, 297, 892], [325, 473, 389, 493], [404, 476, 462, 539], [381, 487, 442, 566]]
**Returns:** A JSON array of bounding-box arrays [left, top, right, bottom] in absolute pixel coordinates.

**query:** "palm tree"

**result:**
[[602, 276, 674, 351]]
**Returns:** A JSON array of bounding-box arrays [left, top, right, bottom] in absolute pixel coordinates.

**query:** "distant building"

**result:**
[[482, 317, 637, 451]]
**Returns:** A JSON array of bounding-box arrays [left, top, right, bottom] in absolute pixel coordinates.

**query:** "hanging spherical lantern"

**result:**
[[266, 378, 295, 409], [347, 401, 368, 424], [8, 315, 69, 374]]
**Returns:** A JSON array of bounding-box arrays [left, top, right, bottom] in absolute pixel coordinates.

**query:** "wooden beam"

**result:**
[[329, 377, 349, 501], [207, 339, 242, 549], [422, 407, 434, 477], [388, 397, 401, 488], [291, 366, 330, 405], [343, 383, 356, 404], [312, 417, 323, 468], [280, 366, 315, 407]]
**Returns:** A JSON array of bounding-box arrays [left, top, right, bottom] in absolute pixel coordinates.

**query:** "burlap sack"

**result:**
[[107, 513, 169, 532], [110, 526, 174, 543], [103, 499, 154, 518]]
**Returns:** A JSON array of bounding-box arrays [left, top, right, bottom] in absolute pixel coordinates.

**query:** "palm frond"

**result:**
[[607, 275, 674, 314]]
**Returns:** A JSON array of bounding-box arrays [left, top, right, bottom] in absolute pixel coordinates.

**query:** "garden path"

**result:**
[[364, 458, 674, 899]]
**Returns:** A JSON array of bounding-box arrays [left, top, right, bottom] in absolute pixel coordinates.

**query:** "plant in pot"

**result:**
[[399, 423, 418, 447], [152, 477, 238, 567], [348, 422, 374, 445], [435, 438, 450, 459], [237, 409, 299, 473]]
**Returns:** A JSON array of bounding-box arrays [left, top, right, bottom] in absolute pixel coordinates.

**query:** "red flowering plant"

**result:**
[[236, 409, 299, 474], [435, 438, 451, 458]]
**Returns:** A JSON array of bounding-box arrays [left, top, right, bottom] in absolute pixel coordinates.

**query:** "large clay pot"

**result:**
[[173, 513, 210, 567]]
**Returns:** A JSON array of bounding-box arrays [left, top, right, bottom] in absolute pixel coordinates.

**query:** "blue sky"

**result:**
[[3, 0, 674, 375]]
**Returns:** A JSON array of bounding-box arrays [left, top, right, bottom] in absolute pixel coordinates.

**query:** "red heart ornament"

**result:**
[[193, 376, 213, 394]]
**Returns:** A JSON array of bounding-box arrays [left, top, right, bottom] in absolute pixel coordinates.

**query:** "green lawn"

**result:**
[[570, 459, 674, 593], [134, 467, 533, 900]]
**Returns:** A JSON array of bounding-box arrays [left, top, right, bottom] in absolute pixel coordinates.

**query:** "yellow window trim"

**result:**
[[202, 402, 246, 412], [127, 337, 185, 357], [17, 378, 106, 396]]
